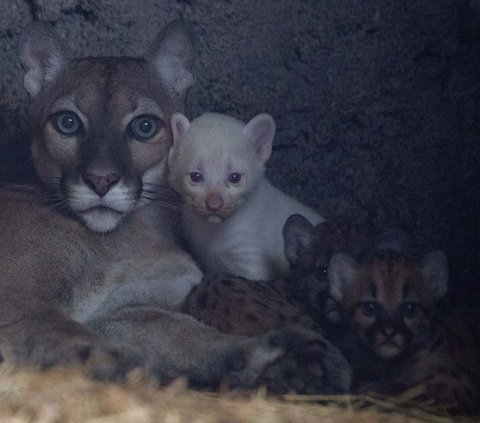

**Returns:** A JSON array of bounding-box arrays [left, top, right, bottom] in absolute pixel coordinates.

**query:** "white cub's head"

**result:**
[[168, 112, 275, 223]]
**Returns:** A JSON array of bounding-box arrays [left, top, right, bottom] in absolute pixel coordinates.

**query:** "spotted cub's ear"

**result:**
[[145, 20, 196, 103], [282, 214, 314, 267], [421, 250, 448, 300], [18, 21, 72, 98], [328, 253, 358, 303], [242, 113, 275, 163]]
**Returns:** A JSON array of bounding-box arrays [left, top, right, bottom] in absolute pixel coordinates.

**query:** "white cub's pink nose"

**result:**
[[205, 194, 224, 211]]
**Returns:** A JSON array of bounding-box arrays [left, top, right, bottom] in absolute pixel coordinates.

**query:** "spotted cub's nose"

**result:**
[[83, 172, 121, 197]]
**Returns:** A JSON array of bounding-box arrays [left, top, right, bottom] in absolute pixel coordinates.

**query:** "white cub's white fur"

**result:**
[[168, 112, 324, 280]]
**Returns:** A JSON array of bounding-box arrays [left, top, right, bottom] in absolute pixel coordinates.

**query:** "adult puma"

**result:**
[[0, 21, 352, 392]]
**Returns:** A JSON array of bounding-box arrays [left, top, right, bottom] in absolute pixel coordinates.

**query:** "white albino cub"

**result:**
[[168, 112, 324, 280]]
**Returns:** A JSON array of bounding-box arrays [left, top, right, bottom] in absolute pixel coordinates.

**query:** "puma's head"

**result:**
[[18, 21, 196, 232]]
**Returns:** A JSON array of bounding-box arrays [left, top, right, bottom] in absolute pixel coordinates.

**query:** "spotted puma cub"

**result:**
[[182, 214, 363, 394], [182, 214, 364, 336], [328, 249, 480, 413]]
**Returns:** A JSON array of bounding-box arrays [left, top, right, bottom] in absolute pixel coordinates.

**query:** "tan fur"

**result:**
[[0, 21, 352, 393], [329, 250, 480, 413]]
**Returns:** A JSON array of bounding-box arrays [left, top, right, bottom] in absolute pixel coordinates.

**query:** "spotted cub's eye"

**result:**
[[360, 301, 379, 317], [315, 266, 328, 277], [400, 302, 418, 318], [189, 172, 203, 183], [129, 115, 161, 141], [228, 173, 242, 184], [51, 111, 82, 136]]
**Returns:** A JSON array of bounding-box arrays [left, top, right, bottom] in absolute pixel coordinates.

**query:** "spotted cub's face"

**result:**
[[19, 21, 195, 232], [328, 250, 448, 359]]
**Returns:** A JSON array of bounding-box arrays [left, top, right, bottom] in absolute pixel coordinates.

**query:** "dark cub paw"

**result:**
[[259, 325, 352, 394]]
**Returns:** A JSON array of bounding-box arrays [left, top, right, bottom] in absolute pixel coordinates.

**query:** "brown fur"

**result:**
[[328, 249, 480, 413], [182, 275, 317, 336], [0, 21, 353, 394], [181, 216, 367, 337]]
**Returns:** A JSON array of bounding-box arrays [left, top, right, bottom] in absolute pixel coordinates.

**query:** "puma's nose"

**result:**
[[205, 194, 224, 212], [83, 172, 121, 197]]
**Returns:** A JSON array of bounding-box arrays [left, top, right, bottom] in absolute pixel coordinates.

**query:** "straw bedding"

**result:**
[[0, 366, 469, 423]]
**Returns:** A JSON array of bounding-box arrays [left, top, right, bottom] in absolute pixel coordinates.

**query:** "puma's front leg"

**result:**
[[0, 301, 144, 380], [88, 307, 352, 392]]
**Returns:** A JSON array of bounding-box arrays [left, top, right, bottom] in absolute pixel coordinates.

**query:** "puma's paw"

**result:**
[[259, 325, 352, 394], [222, 325, 352, 394], [31, 336, 145, 381]]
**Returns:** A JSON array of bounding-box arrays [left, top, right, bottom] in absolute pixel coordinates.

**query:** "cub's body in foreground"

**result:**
[[182, 214, 363, 393], [182, 214, 363, 337], [327, 249, 480, 413], [167, 112, 324, 281], [0, 21, 351, 393]]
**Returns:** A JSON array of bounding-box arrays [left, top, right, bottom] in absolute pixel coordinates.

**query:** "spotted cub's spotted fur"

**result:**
[[181, 214, 365, 395], [182, 274, 316, 336], [327, 249, 480, 413], [182, 214, 368, 336]]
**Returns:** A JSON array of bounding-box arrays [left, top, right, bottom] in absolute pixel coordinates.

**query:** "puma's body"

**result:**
[[0, 21, 351, 392]]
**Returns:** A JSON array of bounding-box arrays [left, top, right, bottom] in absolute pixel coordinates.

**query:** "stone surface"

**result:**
[[0, 0, 478, 300]]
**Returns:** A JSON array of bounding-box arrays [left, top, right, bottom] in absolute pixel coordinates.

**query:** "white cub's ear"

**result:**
[[421, 250, 449, 300], [328, 253, 358, 303], [242, 113, 275, 163], [18, 21, 72, 98], [144, 20, 196, 102], [170, 112, 191, 146], [282, 214, 314, 266]]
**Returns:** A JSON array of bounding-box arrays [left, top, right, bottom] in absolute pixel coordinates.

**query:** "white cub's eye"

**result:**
[[228, 173, 242, 184], [129, 115, 161, 141], [52, 111, 82, 136], [189, 172, 203, 183]]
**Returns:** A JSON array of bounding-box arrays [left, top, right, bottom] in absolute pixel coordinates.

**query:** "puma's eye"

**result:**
[[129, 115, 161, 141], [360, 301, 379, 317], [52, 111, 82, 136], [400, 302, 418, 318], [228, 173, 242, 184], [189, 172, 203, 183]]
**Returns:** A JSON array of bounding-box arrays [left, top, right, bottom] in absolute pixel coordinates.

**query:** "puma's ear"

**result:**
[[242, 113, 275, 163], [144, 20, 196, 101], [170, 112, 191, 147], [328, 253, 358, 303], [18, 21, 72, 98], [421, 250, 449, 300], [283, 214, 314, 267]]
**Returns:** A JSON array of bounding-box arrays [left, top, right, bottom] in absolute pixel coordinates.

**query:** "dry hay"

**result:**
[[0, 366, 472, 423]]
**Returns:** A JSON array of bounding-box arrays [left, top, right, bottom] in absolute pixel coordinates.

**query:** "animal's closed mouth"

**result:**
[[81, 206, 123, 215], [192, 205, 236, 219]]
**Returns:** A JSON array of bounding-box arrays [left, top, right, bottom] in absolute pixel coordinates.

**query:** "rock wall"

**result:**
[[0, 0, 478, 300]]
